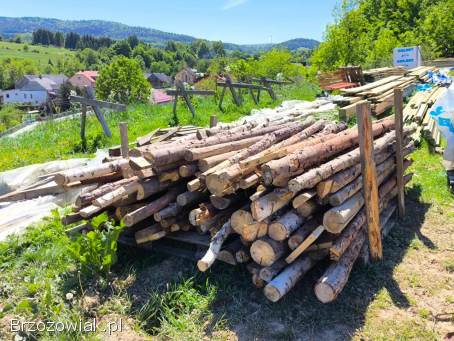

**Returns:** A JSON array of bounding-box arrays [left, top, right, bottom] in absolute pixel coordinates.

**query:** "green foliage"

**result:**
[[68, 213, 123, 275], [312, 0, 454, 70], [96, 56, 151, 103], [0, 105, 24, 132], [0, 57, 38, 88]]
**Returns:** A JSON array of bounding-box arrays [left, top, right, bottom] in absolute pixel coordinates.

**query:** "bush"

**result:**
[[0, 105, 24, 132]]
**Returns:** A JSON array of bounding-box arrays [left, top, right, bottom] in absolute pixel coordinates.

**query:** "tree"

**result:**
[[65, 32, 81, 49], [54, 32, 65, 47], [212, 41, 226, 57], [127, 35, 140, 49], [111, 40, 132, 57], [96, 56, 151, 104]]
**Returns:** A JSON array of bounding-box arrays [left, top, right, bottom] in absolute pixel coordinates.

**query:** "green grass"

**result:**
[[0, 82, 318, 171], [0, 41, 74, 68]]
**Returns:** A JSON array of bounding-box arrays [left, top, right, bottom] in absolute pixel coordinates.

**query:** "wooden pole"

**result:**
[[356, 101, 382, 260], [119, 122, 129, 159], [210, 115, 218, 128], [394, 88, 405, 218], [80, 104, 87, 151]]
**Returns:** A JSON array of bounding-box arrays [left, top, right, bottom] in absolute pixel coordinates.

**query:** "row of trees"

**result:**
[[32, 29, 114, 50], [311, 0, 454, 70]]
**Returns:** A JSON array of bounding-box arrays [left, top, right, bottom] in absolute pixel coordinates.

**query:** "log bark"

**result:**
[[250, 236, 288, 266], [288, 218, 321, 250], [177, 190, 207, 207], [54, 159, 128, 185], [250, 188, 295, 222], [314, 231, 366, 303], [197, 220, 232, 272], [186, 136, 261, 161], [124, 187, 183, 227], [136, 178, 171, 200], [264, 255, 319, 302], [158, 169, 180, 183], [268, 209, 304, 241], [75, 178, 136, 208], [259, 259, 288, 282], [93, 179, 140, 208], [135, 224, 167, 244], [153, 203, 182, 222], [292, 190, 316, 209], [295, 199, 319, 218], [198, 151, 236, 172], [262, 118, 394, 186], [239, 173, 260, 189]]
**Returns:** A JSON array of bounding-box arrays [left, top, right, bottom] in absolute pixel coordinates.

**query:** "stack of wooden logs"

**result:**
[[403, 86, 447, 148], [58, 102, 415, 304], [338, 66, 438, 118]]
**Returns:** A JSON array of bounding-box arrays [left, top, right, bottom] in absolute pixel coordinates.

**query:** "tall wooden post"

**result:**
[[119, 122, 129, 159], [210, 115, 218, 128], [394, 88, 405, 218], [80, 104, 87, 151], [356, 101, 382, 260]]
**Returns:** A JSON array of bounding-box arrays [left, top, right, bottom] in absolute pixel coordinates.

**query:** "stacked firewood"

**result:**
[[59, 101, 415, 303]]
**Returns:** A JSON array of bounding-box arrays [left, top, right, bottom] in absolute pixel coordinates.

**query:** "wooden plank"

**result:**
[[339, 102, 362, 121], [356, 101, 382, 260], [70, 95, 126, 111], [285, 225, 325, 263], [210, 115, 218, 128], [394, 88, 405, 218], [156, 126, 180, 143], [136, 128, 160, 146], [166, 89, 215, 96], [341, 75, 403, 94], [119, 122, 129, 158], [80, 104, 87, 150]]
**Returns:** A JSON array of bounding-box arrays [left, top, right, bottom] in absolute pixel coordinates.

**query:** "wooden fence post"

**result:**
[[119, 122, 129, 158], [210, 115, 218, 128], [356, 101, 382, 260], [394, 87, 405, 218], [80, 104, 87, 151]]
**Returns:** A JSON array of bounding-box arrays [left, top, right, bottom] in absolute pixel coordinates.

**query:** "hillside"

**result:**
[[0, 41, 74, 66], [0, 16, 319, 52]]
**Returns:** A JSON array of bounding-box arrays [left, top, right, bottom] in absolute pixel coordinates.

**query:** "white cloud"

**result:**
[[222, 0, 248, 10]]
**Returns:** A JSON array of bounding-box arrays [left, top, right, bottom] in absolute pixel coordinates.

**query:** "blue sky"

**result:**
[[0, 0, 339, 44]]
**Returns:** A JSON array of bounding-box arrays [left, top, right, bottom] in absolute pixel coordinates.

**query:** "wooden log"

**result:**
[[198, 151, 236, 172], [239, 173, 260, 189], [186, 136, 262, 161], [356, 101, 381, 260], [268, 209, 304, 241], [264, 255, 319, 302], [119, 122, 129, 158], [235, 247, 251, 263], [292, 190, 316, 209], [394, 88, 405, 217], [259, 259, 288, 282], [246, 263, 266, 288], [250, 188, 295, 222], [129, 157, 153, 171], [158, 169, 180, 183], [136, 178, 171, 200], [197, 220, 232, 272], [124, 187, 183, 227], [177, 190, 207, 207], [61, 212, 83, 225], [217, 239, 243, 265], [189, 203, 216, 226], [115, 203, 147, 220], [242, 219, 269, 242], [171, 220, 192, 232], [288, 218, 320, 250], [178, 163, 199, 178], [231, 209, 254, 234], [135, 224, 167, 244], [79, 204, 104, 218], [55, 159, 128, 185], [287, 129, 399, 193], [93, 179, 140, 207], [295, 199, 319, 218], [249, 185, 269, 201], [250, 236, 288, 266], [262, 118, 394, 186], [314, 231, 366, 303], [153, 203, 181, 222], [209, 194, 237, 210]]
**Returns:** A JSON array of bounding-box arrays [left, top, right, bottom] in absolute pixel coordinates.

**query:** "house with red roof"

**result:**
[[68, 71, 99, 89]]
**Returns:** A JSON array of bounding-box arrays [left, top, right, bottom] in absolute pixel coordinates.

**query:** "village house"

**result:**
[[145, 73, 172, 89], [175, 67, 203, 85], [0, 74, 68, 106], [68, 71, 99, 89]]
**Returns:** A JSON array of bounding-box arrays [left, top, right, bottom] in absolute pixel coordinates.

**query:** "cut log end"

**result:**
[[314, 281, 336, 304], [263, 285, 282, 303]]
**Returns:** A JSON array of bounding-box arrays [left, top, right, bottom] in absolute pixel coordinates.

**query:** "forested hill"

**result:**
[[0, 16, 319, 52]]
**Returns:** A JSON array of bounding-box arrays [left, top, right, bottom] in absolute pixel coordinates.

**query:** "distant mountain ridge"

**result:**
[[0, 16, 319, 52]]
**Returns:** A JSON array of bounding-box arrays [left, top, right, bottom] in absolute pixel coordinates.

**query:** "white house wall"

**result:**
[[0, 90, 48, 106]]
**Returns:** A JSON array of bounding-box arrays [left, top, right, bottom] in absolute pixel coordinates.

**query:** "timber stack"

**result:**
[[339, 66, 438, 117], [54, 99, 415, 304]]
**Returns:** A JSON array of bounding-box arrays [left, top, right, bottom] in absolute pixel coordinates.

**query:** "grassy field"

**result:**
[[0, 139, 452, 340], [0, 82, 318, 171], [0, 41, 74, 68]]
